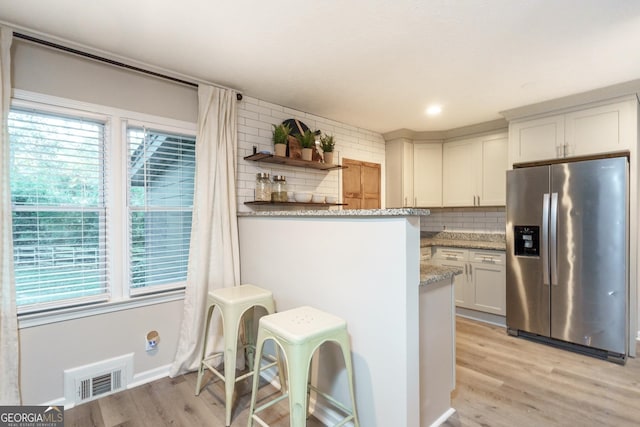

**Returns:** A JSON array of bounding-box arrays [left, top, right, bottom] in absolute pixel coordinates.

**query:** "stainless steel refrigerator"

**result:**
[[506, 156, 628, 362]]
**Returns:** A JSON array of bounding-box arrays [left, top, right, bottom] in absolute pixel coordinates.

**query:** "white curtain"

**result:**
[[0, 27, 20, 405], [170, 85, 240, 376]]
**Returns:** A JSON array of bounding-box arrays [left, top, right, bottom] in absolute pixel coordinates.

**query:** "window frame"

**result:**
[[12, 90, 196, 326]]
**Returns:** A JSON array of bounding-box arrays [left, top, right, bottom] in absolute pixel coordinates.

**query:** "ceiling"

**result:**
[[1, 0, 640, 134]]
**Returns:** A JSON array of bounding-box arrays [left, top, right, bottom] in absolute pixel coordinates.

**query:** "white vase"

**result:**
[[274, 143, 286, 157], [323, 152, 334, 164], [301, 148, 313, 161]]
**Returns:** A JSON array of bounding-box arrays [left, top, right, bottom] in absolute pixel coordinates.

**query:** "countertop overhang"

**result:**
[[420, 263, 463, 286]]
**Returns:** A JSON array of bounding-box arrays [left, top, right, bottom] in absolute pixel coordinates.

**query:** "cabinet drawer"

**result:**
[[433, 247, 468, 261], [469, 250, 505, 265], [420, 247, 432, 261]]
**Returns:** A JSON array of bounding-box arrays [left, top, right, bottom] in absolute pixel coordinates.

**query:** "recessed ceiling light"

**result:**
[[425, 105, 442, 116]]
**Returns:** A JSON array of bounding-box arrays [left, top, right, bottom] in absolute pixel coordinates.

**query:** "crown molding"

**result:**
[[500, 79, 640, 121], [383, 118, 507, 143]]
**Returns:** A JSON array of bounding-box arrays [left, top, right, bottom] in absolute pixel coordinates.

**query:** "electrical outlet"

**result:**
[[145, 330, 159, 352]]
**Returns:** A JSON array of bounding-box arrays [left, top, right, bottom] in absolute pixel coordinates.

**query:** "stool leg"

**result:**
[[244, 308, 255, 372], [286, 346, 310, 427], [195, 304, 216, 395], [223, 313, 241, 427], [247, 330, 267, 427], [339, 339, 360, 427], [275, 345, 287, 394]]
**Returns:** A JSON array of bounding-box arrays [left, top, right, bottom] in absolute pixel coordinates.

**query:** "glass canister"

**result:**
[[271, 175, 288, 202], [255, 172, 271, 201]]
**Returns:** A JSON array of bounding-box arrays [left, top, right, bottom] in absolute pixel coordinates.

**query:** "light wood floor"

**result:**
[[66, 317, 640, 426], [64, 368, 325, 426], [444, 317, 640, 427]]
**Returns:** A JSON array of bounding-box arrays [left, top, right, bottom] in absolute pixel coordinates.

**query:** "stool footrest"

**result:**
[[253, 393, 290, 417], [201, 353, 280, 386], [308, 383, 355, 419]]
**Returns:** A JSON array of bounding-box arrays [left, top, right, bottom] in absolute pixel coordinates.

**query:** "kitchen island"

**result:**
[[238, 209, 461, 426]]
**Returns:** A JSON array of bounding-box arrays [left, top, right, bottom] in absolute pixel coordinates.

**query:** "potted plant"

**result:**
[[299, 129, 316, 161], [272, 123, 291, 157], [319, 134, 335, 164]]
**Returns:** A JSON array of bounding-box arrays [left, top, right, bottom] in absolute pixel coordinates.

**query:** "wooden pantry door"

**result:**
[[342, 158, 381, 209]]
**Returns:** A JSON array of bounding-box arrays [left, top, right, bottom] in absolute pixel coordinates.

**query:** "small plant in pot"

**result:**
[[319, 134, 335, 164], [299, 129, 317, 161], [272, 123, 291, 157]]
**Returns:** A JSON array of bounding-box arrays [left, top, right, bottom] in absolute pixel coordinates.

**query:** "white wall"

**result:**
[[236, 97, 387, 212], [420, 207, 506, 233], [18, 299, 184, 405], [238, 215, 425, 426]]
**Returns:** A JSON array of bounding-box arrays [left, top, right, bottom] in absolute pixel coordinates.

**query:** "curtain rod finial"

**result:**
[[236, 93, 243, 101]]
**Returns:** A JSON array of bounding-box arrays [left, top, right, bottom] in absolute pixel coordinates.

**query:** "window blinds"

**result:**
[[127, 127, 195, 294], [9, 109, 109, 309]]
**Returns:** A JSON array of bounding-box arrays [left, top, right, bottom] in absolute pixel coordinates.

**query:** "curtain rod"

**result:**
[[13, 32, 243, 101]]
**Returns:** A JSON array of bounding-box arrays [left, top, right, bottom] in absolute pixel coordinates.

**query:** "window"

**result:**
[[9, 109, 108, 309], [9, 101, 196, 313], [127, 127, 195, 294]]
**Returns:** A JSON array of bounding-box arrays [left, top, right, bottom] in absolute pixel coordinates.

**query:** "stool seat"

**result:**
[[211, 284, 273, 305], [259, 306, 347, 344], [195, 284, 282, 427], [248, 306, 360, 427]]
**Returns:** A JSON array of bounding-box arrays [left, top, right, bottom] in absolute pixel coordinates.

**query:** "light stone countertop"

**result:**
[[420, 263, 463, 286], [238, 208, 430, 217]]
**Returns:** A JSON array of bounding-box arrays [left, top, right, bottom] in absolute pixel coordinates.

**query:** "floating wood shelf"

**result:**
[[244, 153, 344, 171]]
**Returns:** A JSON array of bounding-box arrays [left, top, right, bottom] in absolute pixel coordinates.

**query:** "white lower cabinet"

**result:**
[[433, 247, 506, 315]]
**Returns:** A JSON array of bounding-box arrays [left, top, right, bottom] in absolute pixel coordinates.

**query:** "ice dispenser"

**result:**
[[513, 226, 539, 256]]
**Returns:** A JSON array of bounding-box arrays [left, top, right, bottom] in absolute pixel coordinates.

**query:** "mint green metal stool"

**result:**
[[248, 306, 360, 427], [195, 284, 282, 427]]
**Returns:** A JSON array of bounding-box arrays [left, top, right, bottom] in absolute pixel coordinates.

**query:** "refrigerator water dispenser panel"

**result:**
[[514, 226, 540, 256]]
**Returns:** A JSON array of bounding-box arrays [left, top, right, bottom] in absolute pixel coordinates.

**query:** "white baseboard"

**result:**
[[128, 364, 172, 389], [430, 407, 456, 427], [42, 397, 66, 409]]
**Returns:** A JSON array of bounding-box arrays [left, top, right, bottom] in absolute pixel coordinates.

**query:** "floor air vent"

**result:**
[[64, 353, 133, 406]]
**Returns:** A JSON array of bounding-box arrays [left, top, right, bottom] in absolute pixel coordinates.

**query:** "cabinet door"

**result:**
[[566, 99, 636, 157], [413, 142, 442, 207], [479, 133, 508, 206], [385, 139, 413, 207], [469, 251, 506, 315], [438, 259, 469, 308], [362, 161, 381, 209], [433, 247, 469, 308], [509, 115, 564, 166], [442, 138, 478, 206], [342, 160, 362, 209]]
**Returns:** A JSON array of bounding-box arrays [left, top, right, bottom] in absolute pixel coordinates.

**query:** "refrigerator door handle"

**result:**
[[542, 193, 550, 285], [550, 192, 559, 286]]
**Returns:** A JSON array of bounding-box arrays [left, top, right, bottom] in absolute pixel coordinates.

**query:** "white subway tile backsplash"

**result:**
[[237, 96, 386, 213], [421, 207, 506, 233]]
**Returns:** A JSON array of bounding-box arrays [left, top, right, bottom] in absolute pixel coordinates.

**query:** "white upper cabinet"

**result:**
[[386, 139, 442, 207], [565, 100, 636, 157], [385, 139, 414, 208], [442, 138, 477, 206], [479, 134, 508, 206], [442, 131, 508, 207], [413, 142, 443, 207], [509, 97, 637, 167], [509, 115, 564, 164]]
